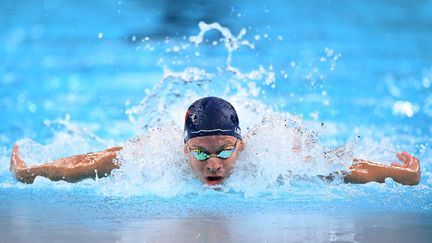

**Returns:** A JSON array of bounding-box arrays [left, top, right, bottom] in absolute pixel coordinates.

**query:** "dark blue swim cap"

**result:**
[[184, 97, 241, 142]]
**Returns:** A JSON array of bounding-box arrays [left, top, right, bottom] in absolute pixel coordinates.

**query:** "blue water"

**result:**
[[1, 0, 432, 242]]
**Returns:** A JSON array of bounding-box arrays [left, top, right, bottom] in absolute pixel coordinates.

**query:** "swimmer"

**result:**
[[10, 97, 421, 185]]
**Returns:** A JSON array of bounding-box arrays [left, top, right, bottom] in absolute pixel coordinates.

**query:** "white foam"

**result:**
[[225, 113, 355, 195], [92, 112, 361, 197], [97, 122, 199, 197], [15, 115, 116, 166]]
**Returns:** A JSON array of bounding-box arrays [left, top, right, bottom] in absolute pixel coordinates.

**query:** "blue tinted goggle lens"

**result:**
[[190, 147, 235, 161]]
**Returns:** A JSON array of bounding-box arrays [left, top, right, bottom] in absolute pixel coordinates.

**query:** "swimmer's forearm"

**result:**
[[37, 155, 116, 181], [11, 146, 122, 183], [344, 158, 420, 186], [36, 147, 122, 182]]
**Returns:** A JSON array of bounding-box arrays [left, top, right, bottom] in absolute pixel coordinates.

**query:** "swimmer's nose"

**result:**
[[206, 160, 222, 174]]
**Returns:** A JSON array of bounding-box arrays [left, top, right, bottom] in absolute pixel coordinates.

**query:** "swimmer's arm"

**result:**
[[343, 151, 421, 186], [10, 144, 122, 184]]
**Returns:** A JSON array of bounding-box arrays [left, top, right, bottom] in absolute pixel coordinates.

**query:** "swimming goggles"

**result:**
[[187, 139, 239, 161]]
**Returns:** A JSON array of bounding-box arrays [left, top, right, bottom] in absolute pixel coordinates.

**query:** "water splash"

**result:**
[[189, 21, 254, 70], [92, 112, 362, 197], [225, 113, 355, 196], [12, 115, 115, 166], [126, 21, 277, 132], [97, 122, 200, 197]]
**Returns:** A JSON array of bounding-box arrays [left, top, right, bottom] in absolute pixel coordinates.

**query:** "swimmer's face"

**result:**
[[184, 135, 244, 186]]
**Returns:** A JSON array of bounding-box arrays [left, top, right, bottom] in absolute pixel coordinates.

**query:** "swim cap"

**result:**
[[184, 97, 241, 142]]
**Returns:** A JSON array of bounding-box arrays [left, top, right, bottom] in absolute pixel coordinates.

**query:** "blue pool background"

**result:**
[[1, 0, 432, 242]]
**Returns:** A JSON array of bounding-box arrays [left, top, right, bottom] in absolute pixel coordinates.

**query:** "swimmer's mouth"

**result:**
[[205, 176, 224, 185]]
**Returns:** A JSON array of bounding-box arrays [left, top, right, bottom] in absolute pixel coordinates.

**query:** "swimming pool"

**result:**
[[1, 0, 432, 242]]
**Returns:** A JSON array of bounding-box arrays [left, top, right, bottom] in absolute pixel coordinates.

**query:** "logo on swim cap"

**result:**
[[184, 97, 242, 142]]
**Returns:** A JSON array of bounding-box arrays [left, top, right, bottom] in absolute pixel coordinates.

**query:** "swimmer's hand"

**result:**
[[344, 151, 420, 185], [10, 144, 35, 183]]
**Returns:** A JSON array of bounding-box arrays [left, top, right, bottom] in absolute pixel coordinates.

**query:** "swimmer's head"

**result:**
[[184, 96, 242, 143], [183, 97, 244, 186]]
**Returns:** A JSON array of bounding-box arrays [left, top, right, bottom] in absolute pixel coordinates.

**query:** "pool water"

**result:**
[[1, 0, 432, 242]]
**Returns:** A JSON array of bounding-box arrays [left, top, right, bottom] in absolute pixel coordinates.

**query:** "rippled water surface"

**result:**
[[1, 0, 432, 242]]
